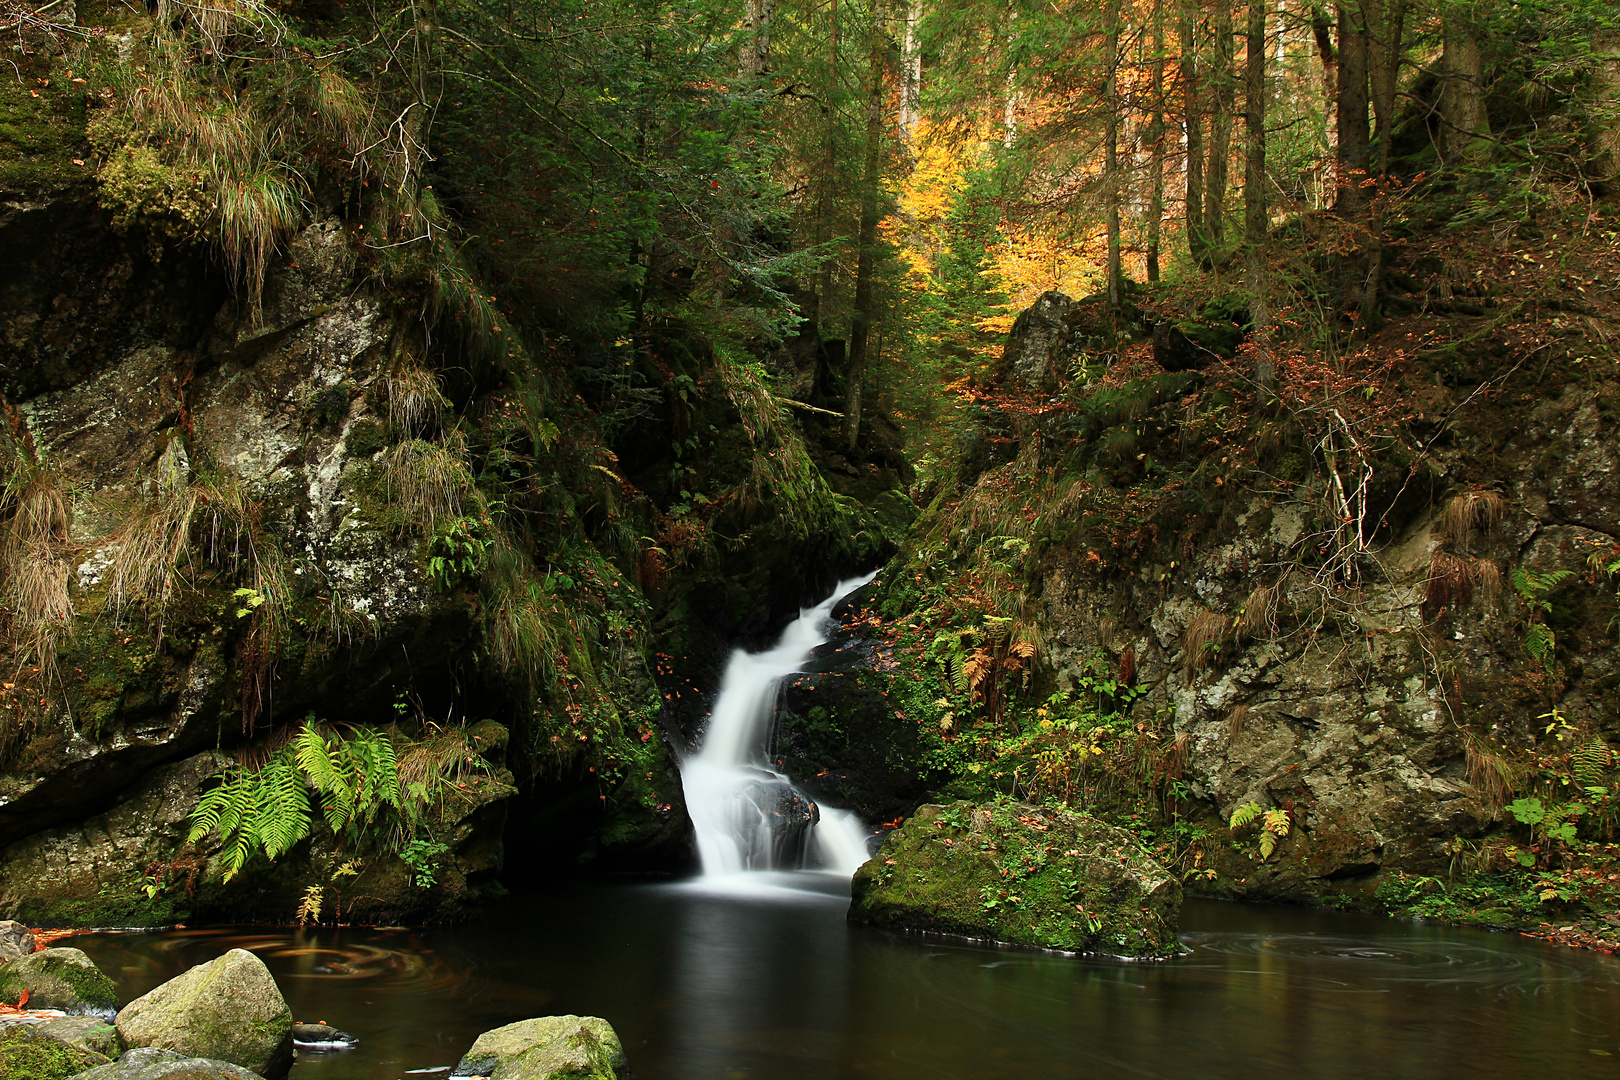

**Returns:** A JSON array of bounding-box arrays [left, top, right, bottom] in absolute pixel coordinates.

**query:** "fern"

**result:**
[[1573, 740, 1613, 787], [1229, 802, 1264, 831], [1260, 808, 1291, 859], [1524, 622, 1556, 665]]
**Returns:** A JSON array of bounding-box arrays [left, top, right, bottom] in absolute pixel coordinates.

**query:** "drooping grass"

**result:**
[[386, 364, 449, 437], [379, 433, 473, 534], [1182, 608, 1230, 679], [1438, 488, 1506, 546], [0, 461, 75, 679]]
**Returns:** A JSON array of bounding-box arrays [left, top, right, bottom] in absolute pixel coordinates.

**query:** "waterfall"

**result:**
[[680, 573, 878, 881]]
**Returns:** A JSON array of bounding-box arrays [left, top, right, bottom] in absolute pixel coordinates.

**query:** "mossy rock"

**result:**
[[450, 1016, 627, 1080], [0, 1023, 109, 1080], [114, 949, 293, 1078], [0, 947, 118, 1016], [849, 800, 1182, 958], [72, 1047, 262, 1080]]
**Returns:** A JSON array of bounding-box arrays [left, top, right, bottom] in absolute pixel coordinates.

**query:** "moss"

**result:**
[[344, 417, 389, 458], [850, 800, 1182, 958], [0, 1026, 107, 1080], [0, 70, 91, 199]]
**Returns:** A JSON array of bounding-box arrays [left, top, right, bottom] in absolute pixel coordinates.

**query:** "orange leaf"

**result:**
[[17, 989, 28, 1008]]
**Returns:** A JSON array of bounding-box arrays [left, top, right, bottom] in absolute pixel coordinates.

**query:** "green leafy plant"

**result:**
[[427, 514, 493, 589], [400, 837, 450, 889], [1229, 801, 1291, 860]]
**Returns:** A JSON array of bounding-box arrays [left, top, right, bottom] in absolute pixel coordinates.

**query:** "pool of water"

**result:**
[[72, 876, 1620, 1079]]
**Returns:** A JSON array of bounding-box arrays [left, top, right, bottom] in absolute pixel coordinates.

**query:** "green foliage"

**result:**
[[188, 717, 480, 884], [428, 514, 494, 589]]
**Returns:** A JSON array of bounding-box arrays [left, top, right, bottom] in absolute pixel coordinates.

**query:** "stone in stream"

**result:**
[[849, 800, 1183, 959], [114, 949, 293, 1078], [0, 1023, 112, 1079], [67, 1046, 263, 1079], [0, 947, 118, 1016], [450, 1016, 627, 1080], [0, 922, 36, 962], [35, 1016, 123, 1059], [291, 1022, 357, 1051]]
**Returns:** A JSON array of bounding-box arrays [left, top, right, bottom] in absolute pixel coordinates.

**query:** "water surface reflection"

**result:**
[[72, 885, 1620, 1079]]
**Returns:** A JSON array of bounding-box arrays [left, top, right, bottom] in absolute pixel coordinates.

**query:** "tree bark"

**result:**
[[1334, 1, 1370, 218], [844, 1, 888, 450], [1147, 0, 1166, 282], [1205, 2, 1235, 257], [900, 0, 922, 148], [1105, 0, 1123, 304], [1439, 2, 1490, 166], [1179, 0, 1205, 259], [1244, 0, 1268, 329], [739, 0, 775, 80], [1365, 0, 1406, 176]]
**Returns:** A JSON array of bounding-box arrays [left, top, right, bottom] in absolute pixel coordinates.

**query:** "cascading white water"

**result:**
[[680, 574, 877, 880]]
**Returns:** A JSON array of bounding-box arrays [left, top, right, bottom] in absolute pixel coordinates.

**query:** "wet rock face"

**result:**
[[850, 801, 1182, 958]]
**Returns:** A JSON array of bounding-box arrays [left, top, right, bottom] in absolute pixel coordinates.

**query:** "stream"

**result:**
[[72, 890, 1620, 1079], [68, 580, 1620, 1078]]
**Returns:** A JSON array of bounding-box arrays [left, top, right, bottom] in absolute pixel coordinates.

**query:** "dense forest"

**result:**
[[3, 0, 1620, 970]]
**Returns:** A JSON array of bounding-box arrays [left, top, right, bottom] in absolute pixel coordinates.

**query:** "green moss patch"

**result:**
[[850, 800, 1182, 958]]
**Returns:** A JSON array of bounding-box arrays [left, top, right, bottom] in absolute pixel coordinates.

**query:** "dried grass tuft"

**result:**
[[1465, 737, 1516, 815], [1236, 583, 1280, 640], [379, 432, 473, 532], [1438, 488, 1505, 545], [386, 365, 448, 436], [1424, 551, 1476, 615], [1183, 608, 1231, 679], [1, 464, 77, 676], [1227, 703, 1250, 740]]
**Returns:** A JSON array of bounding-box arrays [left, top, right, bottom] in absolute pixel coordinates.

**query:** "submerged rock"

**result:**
[[0, 948, 117, 1016], [114, 949, 293, 1078], [0, 1023, 110, 1079], [849, 801, 1182, 958], [450, 1016, 627, 1080], [70, 1047, 261, 1080], [291, 1023, 357, 1052], [0, 922, 35, 961]]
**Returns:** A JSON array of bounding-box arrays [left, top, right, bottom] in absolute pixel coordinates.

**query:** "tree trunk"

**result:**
[[813, 0, 840, 328], [1205, 2, 1235, 258], [1105, 0, 1123, 304], [739, 0, 775, 80], [1439, 3, 1490, 166], [1244, 0, 1268, 330], [1147, 0, 1166, 283], [1180, 0, 1205, 259], [1310, 2, 1338, 204], [900, 0, 922, 148], [844, 2, 888, 450], [1334, 1, 1370, 218], [1365, 0, 1406, 176]]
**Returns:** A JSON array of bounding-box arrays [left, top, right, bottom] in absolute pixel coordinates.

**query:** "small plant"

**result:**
[[427, 514, 492, 589], [1511, 567, 1574, 665], [400, 837, 450, 889], [1229, 801, 1291, 860], [231, 588, 266, 619], [296, 885, 324, 925]]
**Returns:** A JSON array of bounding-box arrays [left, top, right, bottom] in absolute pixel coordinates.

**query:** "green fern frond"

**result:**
[[1262, 807, 1291, 839], [1229, 801, 1264, 831], [1573, 740, 1613, 787]]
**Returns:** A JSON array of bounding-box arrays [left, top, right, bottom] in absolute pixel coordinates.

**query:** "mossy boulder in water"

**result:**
[[450, 1016, 627, 1080], [114, 949, 292, 1078], [0, 1024, 111, 1079], [0, 947, 117, 1015], [849, 801, 1182, 958]]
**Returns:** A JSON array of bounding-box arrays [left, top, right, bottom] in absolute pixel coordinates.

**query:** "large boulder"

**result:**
[[0, 1024, 110, 1080], [0, 922, 35, 961], [450, 1016, 627, 1080], [68, 1047, 261, 1080], [0, 947, 117, 1015], [849, 801, 1182, 958], [114, 949, 292, 1078]]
